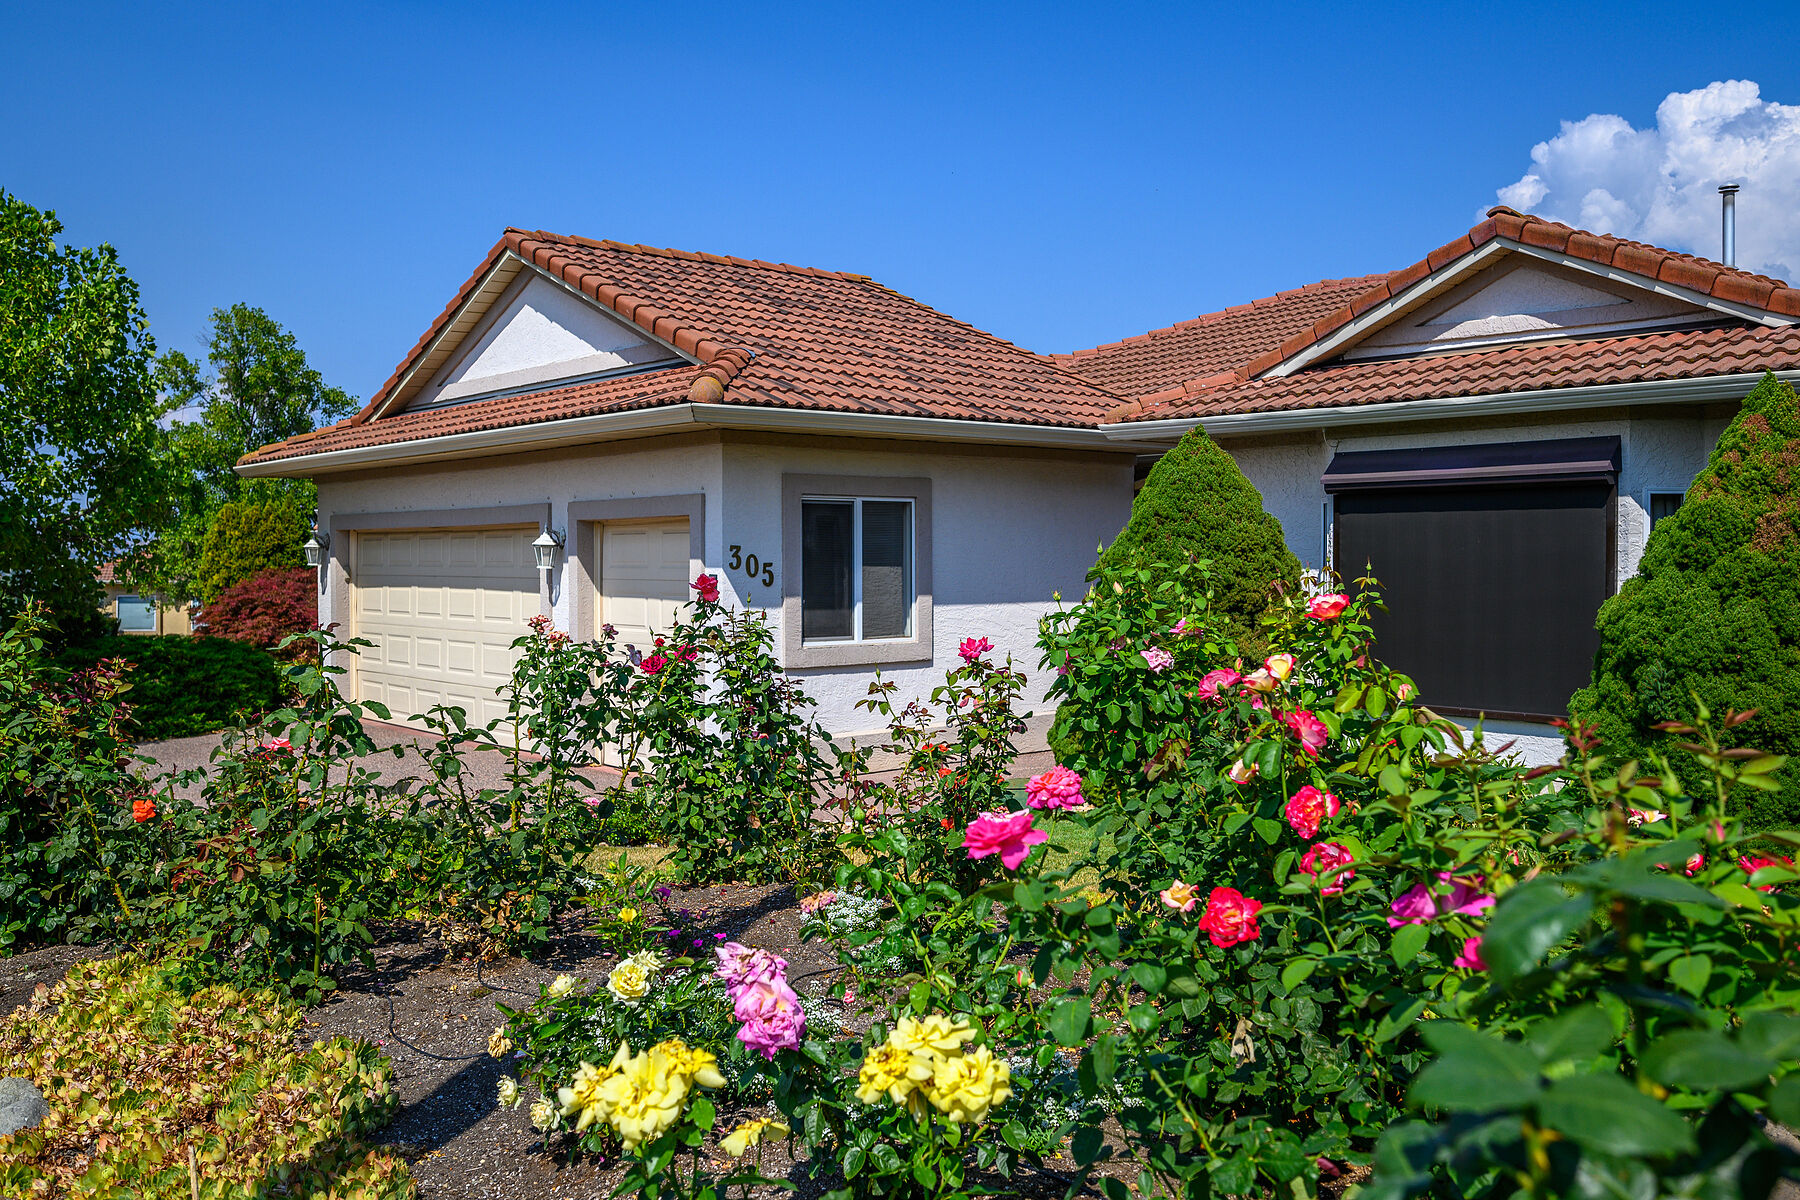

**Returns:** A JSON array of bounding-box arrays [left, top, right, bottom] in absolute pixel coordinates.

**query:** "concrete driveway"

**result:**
[[134, 718, 619, 801]]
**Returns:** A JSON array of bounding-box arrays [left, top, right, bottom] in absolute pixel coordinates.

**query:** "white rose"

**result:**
[[607, 960, 651, 1003], [547, 974, 577, 998], [530, 1096, 556, 1131], [498, 1077, 520, 1108]]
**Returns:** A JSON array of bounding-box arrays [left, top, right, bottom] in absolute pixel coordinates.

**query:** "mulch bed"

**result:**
[[3, 884, 1119, 1198]]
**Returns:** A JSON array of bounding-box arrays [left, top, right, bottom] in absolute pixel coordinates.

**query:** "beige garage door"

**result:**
[[352, 528, 538, 729], [601, 519, 691, 655]]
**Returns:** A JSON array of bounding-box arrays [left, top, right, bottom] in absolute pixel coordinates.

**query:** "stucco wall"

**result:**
[[312, 432, 1135, 750], [1215, 405, 1731, 765]]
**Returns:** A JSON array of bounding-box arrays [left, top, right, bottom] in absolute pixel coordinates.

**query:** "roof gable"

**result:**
[[407, 272, 685, 410]]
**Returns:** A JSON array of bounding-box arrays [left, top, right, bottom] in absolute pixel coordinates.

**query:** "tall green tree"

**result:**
[[1572, 372, 1800, 830], [0, 192, 175, 640], [129, 305, 353, 602]]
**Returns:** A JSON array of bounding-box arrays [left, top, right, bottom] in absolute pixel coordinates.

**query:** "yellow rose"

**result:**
[[557, 1056, 617, 1132], [890, 1014, 976, 1058], [927, 1044, 1011, 1125], [594, 1042, 692, 1150], [607, 960, 651, 1003], [619, 907, 638, 923], [653, 1038, 727, 1090], [720, 1116, 790, 1157], [854, 1040, 935, 1106], [547, 973, 578, 998]]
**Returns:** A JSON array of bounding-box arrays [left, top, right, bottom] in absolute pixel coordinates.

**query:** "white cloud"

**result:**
[[1496, 80, 1800, 283]]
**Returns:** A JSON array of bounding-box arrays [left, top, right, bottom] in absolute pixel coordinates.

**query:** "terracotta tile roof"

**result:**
[[1104, 207, 1798, 422], [242, 231, 1125, 466], [1054, 275, 1388, 399], [98, 561, 118, 584], [1123, 322, 1800, 421]]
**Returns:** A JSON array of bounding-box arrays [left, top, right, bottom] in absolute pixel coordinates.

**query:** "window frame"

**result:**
[[799, 495, 915, 645], [781, 474, 932, 669], [115, 594, 157, 633], [1646, 489, 1686, 530]]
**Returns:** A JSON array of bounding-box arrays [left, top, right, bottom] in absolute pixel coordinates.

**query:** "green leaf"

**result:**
[[1536, 1074, 1695, 1157], [1769, 1077, 1800, 1128], [1640, 1030, 1775, 1092], [1524, 1006, 1615, 1067], [1130, 962, 1168, 994], [1411, 1025, 1541, 1110], [1481, 879, 1591, 984], [1668, 953, 1711, 997], [689, 1095, 715, 1131], [842, 1147, 867, 1179], [1389, 923, 1429, 968], [870, 1143, 902, 1174], [1738, 1011, 1800, 1064], [1253, 817, 1282, 845], [1072, 1125, 1105, 1166], [1090, 1035, 1117, 1088], [1049, 997, 1093, 1046], [1280, 959, 1317, 993]]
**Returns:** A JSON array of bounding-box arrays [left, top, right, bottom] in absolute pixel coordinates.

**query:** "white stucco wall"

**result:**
[[312, 432, 1135, 751], [1216, 406, 1729, 765]]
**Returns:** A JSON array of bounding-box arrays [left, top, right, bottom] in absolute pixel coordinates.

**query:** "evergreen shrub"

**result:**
[[1094, 428, 1302, 654], [195, 500, 308, 600], [56, 635, 286, 740], [1572, 371, 1800, 830]]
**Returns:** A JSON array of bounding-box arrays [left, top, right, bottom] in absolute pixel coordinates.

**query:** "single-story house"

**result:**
[[99, 562, 193, 636], [239, 207, 1800, 762]]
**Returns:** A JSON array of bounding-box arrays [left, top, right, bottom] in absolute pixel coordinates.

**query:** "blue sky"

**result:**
[[6, 1, 1799, 404]]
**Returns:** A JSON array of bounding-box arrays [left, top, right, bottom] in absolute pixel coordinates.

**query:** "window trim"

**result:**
[[1645, 488, 1687, 530], [781, 474, 932, 668]]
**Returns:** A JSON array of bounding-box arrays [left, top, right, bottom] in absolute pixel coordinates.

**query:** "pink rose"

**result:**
[[1740, 854, 1794, 892], [1280, 709, 1331, 757], [260, 737, 292, 752], [1284, 786, 1340, 838], [958, 637, 993, 664], [1026, 765, 1085, 810], [639, 653, 669, 675], [1197, 668, 1242, 700], [1387, 873, 1495, 927], [1264, 653, 1296, 681], [1169, 618, 1192, 636], [1197, 887, 1262, 948], [692, 573, 720, 603], [732, 978, 805, 1059], [714, 942, 789, 991], [1306, 594, 1350, 620], [1160, 879, 1199, 912], [1242, 668, 1279, 693], [1683, 852, 1705, 877], [1396, 682, 1415, 701], [1143, 646, 1174, 673], [1453, 936, 1487, 971], [962, 809, 1048, 870], [1225, 759, 1258, 785], [1299, 841, 1355, 894]]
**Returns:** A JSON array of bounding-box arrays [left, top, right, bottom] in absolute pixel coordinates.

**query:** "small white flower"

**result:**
[[622, 947, 665, 974], [498, 1077, 520, 1108], [530, 1095, 556, 1131], [546, 973, 577, 998]]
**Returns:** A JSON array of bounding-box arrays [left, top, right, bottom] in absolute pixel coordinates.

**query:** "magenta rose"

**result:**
[[1280, 709, 1331, 757], [962, 809, 1048, 870], [692, 573, 721, 603], [1299, 841, 1355, 894], [957, 636, 993, 664], [1197, 886, 1262, 948], [1026, 765, 1085, 810], [1453, 936, 1487, 970], [1284, 785, 1340, 838], [1387, 873, 1495, 927]]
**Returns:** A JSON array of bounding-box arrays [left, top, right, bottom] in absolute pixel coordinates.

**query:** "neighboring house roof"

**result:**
[[98, 561, 118, 584], [1051, 275, 1387, 398], [1088, 207, 1800, 424], [239, 230, 1126, 468]]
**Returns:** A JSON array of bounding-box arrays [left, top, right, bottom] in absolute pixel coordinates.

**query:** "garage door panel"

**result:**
[[602, 519, 691, 655], [352, 528, 536, 731]]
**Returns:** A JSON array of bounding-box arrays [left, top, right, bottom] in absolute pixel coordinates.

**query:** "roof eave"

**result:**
[[1098, 369, 1800, 441], [235, 403, 1149, 478]]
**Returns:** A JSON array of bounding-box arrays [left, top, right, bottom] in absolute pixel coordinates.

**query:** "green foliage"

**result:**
[[0, 191, 176, 637], [56, 634, 287, 740], [0, 955, 410, 1199], [1573, 372, 1800, 830], [1093, 428, 1301, 654], [195, 498, 310, 601]]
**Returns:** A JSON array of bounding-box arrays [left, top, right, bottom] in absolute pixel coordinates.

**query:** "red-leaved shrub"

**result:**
[[198, 568, 318, 656]]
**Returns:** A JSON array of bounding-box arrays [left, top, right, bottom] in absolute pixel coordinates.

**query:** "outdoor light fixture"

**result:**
[[532, 526, 565, 573], [303, 526, 330, 568]]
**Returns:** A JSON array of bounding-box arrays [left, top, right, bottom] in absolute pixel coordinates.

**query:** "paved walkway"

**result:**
[[134, 719, 620, 801]]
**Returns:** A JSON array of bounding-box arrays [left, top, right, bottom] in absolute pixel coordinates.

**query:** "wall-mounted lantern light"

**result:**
[[532, 526, 565, 573], [303, 526, 330, 568]]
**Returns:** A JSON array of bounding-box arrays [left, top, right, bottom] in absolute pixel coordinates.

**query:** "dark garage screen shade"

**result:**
[[1334, 483, 1611, 718]]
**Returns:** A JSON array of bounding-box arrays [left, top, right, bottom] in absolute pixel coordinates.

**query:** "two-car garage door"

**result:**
[[352, 528, 538, 729]]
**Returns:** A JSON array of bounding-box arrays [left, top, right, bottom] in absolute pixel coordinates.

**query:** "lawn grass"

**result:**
[[1039, 816, 1112, 894]]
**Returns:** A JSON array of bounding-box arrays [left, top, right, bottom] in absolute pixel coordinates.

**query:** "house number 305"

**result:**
[[728, 545, 775, 588]]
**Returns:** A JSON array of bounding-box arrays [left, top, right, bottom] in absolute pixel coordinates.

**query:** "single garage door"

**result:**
[[352, 528, 539, 729], [600, 519, 692, 656]]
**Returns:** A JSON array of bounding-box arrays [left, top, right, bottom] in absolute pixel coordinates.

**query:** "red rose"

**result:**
[[1197, 886, 1262, 948], [132, 797, 157, 823], [692, 573, 720, 603]]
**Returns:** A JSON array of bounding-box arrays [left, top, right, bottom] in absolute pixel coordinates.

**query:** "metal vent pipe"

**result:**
[[1719, 184, 1739, 267]]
